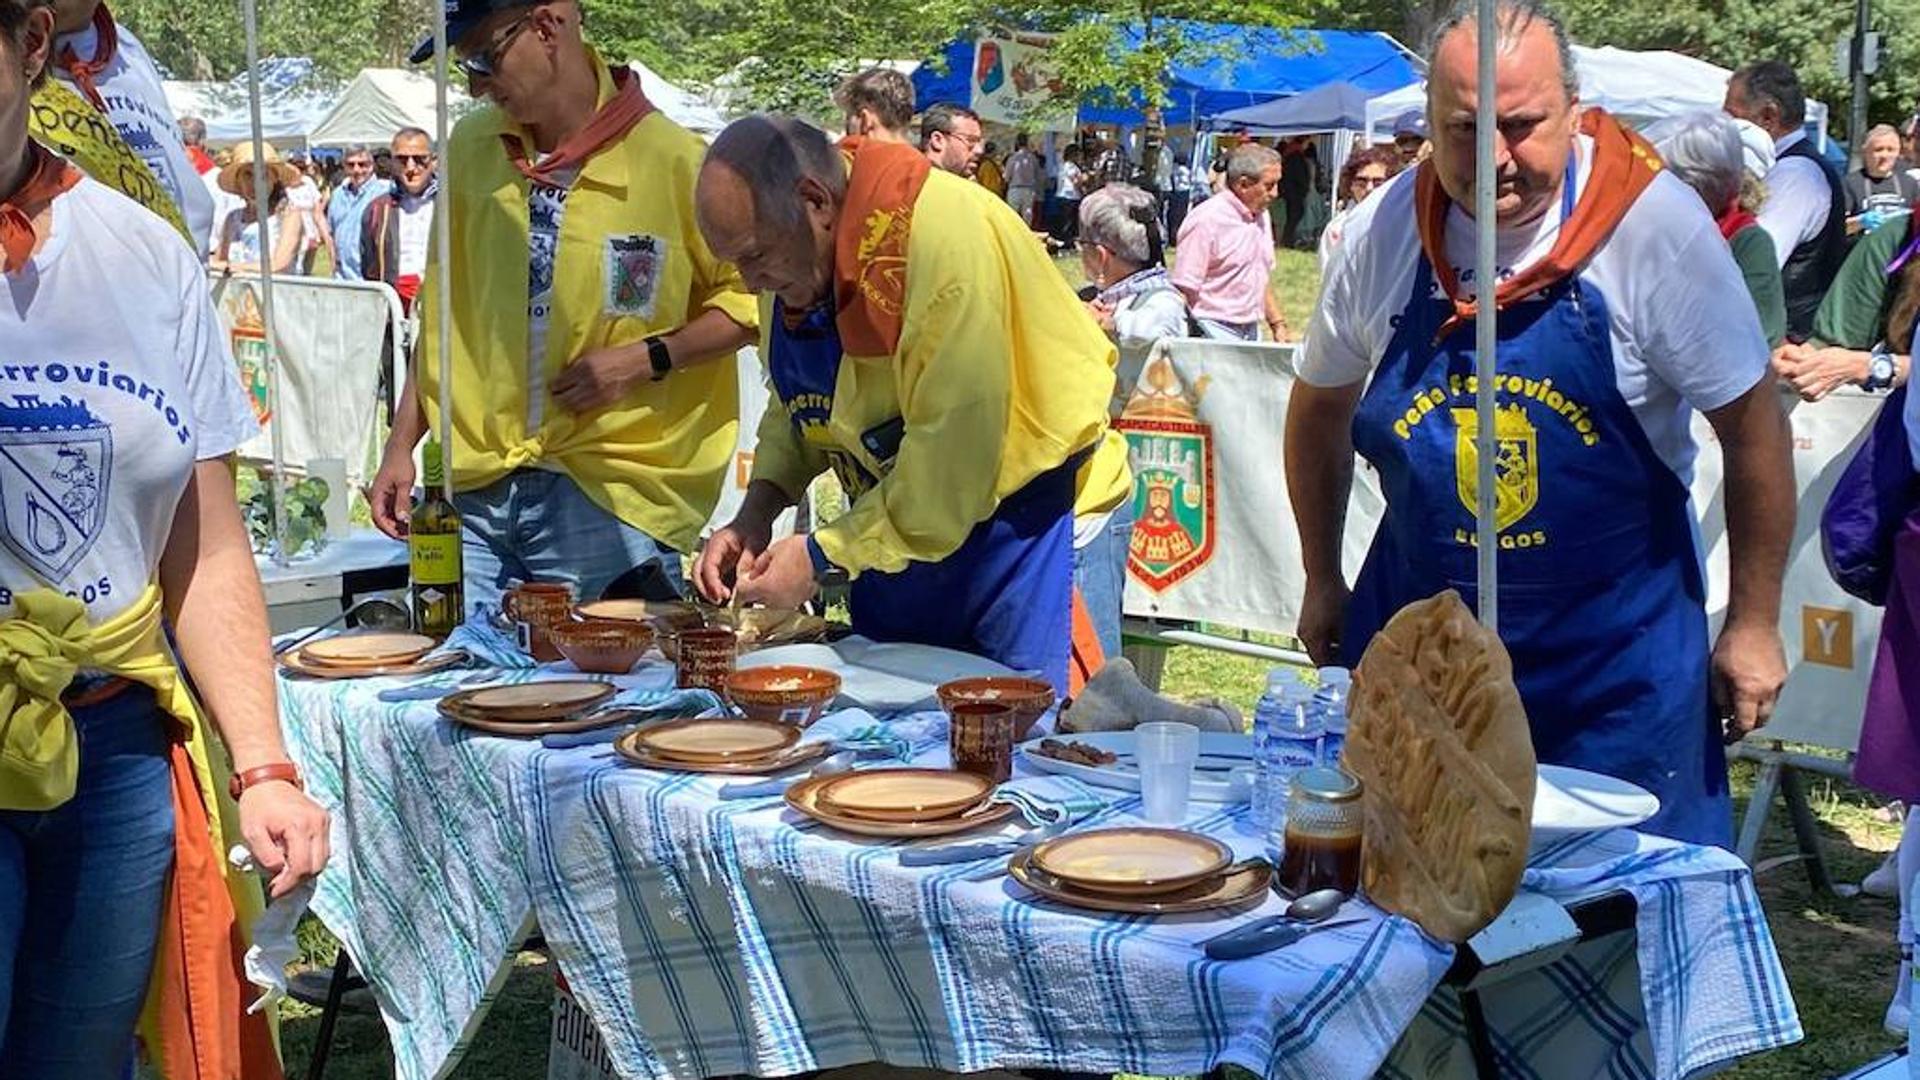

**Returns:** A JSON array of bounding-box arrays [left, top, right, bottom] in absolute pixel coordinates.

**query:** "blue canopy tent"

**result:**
[[909, 26, 1419, 128], [1206, 79, 1379, 134]]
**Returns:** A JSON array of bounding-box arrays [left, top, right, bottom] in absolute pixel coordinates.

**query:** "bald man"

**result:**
[[691, 117, 1133, 692], [1286, 0, 1793, 847]]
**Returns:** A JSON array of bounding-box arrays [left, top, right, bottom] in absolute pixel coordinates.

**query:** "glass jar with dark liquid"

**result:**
[[1276, 766, 1364, 896]]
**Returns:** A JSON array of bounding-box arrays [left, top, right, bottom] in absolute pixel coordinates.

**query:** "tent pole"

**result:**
[[432, 0, 453, 505], [1473, 0, 1498, 632], [242, 0, 290, 568]]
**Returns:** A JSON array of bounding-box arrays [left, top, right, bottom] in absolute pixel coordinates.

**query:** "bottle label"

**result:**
[[410, 533, 463, 585]]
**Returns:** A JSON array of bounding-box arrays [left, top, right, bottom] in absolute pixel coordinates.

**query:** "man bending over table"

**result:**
[[690, 115, 1132, 694]]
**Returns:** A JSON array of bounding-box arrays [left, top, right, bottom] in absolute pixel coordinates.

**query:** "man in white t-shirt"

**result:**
[[1005, 132, 1040, 227], [46, 0, 214, 253], [1285, 0, 1795, 848], [360, 128, 437, 312]]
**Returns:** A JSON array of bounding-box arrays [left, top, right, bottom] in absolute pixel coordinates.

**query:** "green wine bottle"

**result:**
[[409, 438, 465, 638]]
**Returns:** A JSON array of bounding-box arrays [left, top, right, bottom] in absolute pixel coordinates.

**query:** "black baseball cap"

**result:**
[[408, 0, 532, 65]]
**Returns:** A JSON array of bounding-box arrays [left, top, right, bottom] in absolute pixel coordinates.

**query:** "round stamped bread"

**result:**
[[1341, 590, 1536, 943]]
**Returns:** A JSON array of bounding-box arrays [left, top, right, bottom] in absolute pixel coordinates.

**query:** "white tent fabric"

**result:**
[[163, 59, 332, 147], [630, 59, 729, 136], [1361, 45, 1830, 146], [307, 69, 473, 147]]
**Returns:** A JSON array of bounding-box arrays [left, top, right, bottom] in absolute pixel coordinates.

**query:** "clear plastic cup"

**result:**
[[1135, 721, 1200, 824]]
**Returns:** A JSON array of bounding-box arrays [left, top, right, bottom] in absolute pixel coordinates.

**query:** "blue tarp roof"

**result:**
[[910, 26, 1419, 128]]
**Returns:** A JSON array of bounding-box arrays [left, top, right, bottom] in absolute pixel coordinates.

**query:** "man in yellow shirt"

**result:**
[[371, 0, 757, 607], [691, 116, 1131, 691]]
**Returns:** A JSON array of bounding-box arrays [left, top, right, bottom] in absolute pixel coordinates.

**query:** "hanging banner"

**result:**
[[970, 34, 1076, 133], [1118, 338, 1885, 756], [211, 274, 402, 484]]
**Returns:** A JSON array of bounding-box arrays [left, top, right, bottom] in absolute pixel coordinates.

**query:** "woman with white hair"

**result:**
[[1077, 183, 1190, 350], [1658, 110, 1786, 347]]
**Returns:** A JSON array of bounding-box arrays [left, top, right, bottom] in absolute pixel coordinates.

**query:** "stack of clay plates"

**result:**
[[785, 768, 1016, 838], [1008, 828, 1269, 914], [437, 681, 619, 736], [279, 631, 450, 679], [615, 717, 829, 774]]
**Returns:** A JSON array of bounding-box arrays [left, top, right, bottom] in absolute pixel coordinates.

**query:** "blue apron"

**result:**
[[1339, 175, 1730, 848], [768, 302, 1077, 694]]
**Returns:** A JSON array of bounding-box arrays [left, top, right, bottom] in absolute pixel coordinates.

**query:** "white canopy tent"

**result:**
[[1360, 45, 1831, 147], [630, 58, 730, 136], [163, 79, 330, 146], [306, 69, 473, 147]]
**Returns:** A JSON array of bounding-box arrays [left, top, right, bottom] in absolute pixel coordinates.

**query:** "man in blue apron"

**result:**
[[688, 116, 1133, 693], [1284, 0, 1796, 848]]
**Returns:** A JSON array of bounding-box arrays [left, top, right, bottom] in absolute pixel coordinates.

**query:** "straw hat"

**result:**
[[219, 142, 300, 198]]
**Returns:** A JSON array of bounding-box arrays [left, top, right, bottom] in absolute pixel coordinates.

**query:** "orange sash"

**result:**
[[1414, 108, 1663, 342], [833, 137, 930, 357], [0, 142, 81, 275]]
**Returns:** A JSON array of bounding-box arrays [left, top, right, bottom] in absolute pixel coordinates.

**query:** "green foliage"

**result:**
[[237, 464, 331, 557], [117, 0, 435, 81]]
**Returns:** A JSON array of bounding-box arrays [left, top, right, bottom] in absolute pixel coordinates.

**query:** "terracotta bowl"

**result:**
[[937, 676, 1057, 740], [724, 665, 843, 728], [548, 618, 654, 675]]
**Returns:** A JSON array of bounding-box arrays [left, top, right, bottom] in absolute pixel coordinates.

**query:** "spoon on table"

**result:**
[[1200, 888, 1359, 960]]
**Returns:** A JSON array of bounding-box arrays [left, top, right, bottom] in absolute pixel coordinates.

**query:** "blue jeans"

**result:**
[[454, 469, 686, 611], [1073, 496, 1136, 661], [0, 686, 175, 1079]]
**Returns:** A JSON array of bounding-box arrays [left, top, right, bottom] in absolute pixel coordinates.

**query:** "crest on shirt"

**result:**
[[0, 395, 112, 582], [1454, 404, 1537, 531], [603, 233, 665, 319], [1117, 355, 1215, 593]]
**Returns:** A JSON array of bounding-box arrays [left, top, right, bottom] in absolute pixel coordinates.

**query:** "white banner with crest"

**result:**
[[969, 33, 1076, 133], [1118, 339, 1884, 756]]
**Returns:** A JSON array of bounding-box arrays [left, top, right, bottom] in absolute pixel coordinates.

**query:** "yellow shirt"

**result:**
[[751, 170, 1131, 577], [977, 156, 1007, 197], [416, 50, 759, 553]]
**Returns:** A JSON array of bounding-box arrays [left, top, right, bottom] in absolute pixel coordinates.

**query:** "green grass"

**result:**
[[273, 246, 1904, 1078]]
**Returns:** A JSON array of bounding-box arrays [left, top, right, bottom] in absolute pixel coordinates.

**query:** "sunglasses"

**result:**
[[456, 14, 532, 78], [394, 153, 434, 166]]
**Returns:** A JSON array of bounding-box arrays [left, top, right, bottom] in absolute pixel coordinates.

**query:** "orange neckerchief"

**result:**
[[1, 142, 81, 276], [500, 66, 652, 185], [833, 136, 930, 356], [57, 2, 118, 113], [1415, 108, 1662, 342]]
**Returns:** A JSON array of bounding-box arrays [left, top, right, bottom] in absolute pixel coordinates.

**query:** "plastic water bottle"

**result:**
[[1250, 668, 1322, 839], [1313, 667, 1352, 767]]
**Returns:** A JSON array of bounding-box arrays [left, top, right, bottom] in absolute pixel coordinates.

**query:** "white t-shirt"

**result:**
[[201, 169, 244, 260], [1302, 134, 1771, 485], [0, 178, 256, 622], [526, 162, 580, 433], [220, 210, 284, 269], [1057, 161, 1083, 200], [1006, 149, 1038, 191], [51, 21, 216, 257], [1756, 131, 1834, 271], [285, 177, 322, 252], [394, 193, 435, 279]]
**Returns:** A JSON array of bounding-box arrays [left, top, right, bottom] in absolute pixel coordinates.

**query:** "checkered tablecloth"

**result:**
[[282, 664, 1802, 1080]]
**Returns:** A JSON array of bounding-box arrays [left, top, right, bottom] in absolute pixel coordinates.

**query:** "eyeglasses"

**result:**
[[394, 153, 434, 166], [939, 129, 983, 149], [455, 14, 531, 78]]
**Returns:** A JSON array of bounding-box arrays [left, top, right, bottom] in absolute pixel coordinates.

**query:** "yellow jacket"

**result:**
[[751, 170, 1131, 577], [417, 50, 759, 553]]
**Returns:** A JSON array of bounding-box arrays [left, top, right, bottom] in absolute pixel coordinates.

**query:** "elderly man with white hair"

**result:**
[[1171, 141, 1289, 341], [1079, 183, 1191, 351], [1659, 111, 1786, 346]]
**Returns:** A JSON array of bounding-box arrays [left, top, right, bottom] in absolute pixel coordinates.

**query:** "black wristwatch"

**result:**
[[645, 336, 673, 381], [1864, 344, 1897, 392]]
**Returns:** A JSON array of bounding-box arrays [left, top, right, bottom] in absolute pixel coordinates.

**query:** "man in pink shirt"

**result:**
[[1171, 142, 1290, 341]]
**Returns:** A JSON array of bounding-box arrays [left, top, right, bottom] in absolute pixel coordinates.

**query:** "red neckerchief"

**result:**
[[57, 3, 118, 113], [186, 145, 216, 175], [499, 66, 652, 185], [833, 136, 930, 356], [1, 142, 82, 276], [1414, 108, 1663, 342], [1716, 203, 1757, 242]]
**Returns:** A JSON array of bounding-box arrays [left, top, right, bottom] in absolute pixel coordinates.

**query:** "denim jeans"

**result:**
[[1073, 496, 1137, 662], [454, 469, 686, 611], [0, 686, 175, 1079]]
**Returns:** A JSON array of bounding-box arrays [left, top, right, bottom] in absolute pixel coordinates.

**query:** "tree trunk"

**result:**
[[1142, 104, 1165, 193]]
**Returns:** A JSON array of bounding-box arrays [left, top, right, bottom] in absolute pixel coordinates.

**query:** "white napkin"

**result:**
[[228, 844, 317, 1015]]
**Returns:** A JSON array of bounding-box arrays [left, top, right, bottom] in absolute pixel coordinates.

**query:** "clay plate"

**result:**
[[632, 717, 801, 762], [614, 730, 830, 774], [1008, 848, 1271, 914], [278, 646, 466, 680], [302, 631, 438, 667], [814, 768, 995, 822], [1028, 828, 1234, 897], [786, 774, 1015, 837], [443, 681, 614, 722]]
